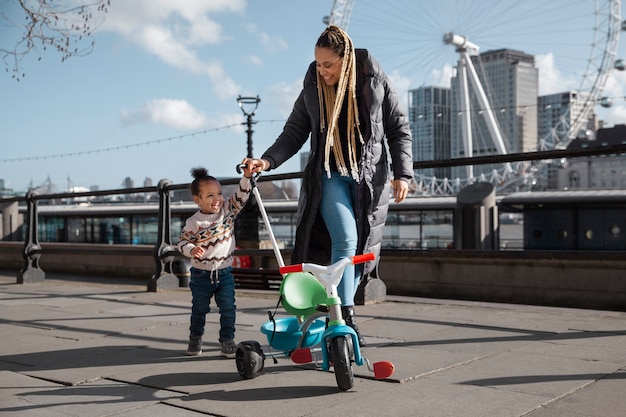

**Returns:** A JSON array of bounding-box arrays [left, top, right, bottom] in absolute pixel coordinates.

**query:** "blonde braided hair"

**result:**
[[316, 25, 363, 180]]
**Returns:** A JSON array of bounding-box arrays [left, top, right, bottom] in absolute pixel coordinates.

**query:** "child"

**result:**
[[177, 165, 252, 358]]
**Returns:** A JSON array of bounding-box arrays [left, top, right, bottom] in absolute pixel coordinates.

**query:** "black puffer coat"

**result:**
[[262, 49, 413, 277]]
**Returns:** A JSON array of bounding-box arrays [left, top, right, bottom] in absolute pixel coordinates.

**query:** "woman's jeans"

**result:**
[[188, 266, 236, 343], [319, 171, 360, 306]]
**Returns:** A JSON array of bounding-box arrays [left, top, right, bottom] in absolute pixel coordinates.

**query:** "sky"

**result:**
[[2, 0, 626, 194]]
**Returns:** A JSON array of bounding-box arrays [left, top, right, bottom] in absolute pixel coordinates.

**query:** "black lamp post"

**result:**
[[235, 95, 261, 251], [237, 95, 261, 158]]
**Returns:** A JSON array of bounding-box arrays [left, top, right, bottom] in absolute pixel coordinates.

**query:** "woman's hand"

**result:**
[[391, 179, 409, 203], [241, 157, 270, 173]]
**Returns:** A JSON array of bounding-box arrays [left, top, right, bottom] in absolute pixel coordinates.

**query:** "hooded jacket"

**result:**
[[261, 49, 413, 277]]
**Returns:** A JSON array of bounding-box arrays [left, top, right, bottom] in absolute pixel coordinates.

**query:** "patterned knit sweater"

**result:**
[[177, 177, 251, 271]]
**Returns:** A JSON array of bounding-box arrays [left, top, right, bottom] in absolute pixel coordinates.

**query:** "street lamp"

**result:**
[[235, 95, 261, 247], [237, 95, 261, 158]]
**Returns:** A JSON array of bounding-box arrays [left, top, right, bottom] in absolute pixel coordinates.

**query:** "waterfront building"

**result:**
[[555, 124, 626, 190], [537, 90, 598, 189]]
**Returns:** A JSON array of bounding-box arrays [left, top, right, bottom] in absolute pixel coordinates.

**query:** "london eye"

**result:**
[[327, 0, 622, 195]]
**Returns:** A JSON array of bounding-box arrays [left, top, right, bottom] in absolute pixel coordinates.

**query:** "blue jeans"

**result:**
[[319, 172, 360, 306], [188, 266, 236, 342]]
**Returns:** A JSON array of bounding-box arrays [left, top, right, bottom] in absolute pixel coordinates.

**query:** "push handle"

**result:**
[[235, 163, 261, 184], [352, 253, 375, 264]]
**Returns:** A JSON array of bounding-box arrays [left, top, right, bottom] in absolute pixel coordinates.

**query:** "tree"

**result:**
[[1, 0, 110, 81]]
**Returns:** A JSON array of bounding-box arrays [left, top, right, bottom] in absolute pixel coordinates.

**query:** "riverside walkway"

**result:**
[[1, 272, 625, 417]]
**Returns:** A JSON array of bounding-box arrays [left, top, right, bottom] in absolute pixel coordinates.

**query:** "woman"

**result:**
[[245, 25, 413, 346]]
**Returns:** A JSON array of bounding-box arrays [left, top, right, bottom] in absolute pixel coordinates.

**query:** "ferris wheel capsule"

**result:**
[[576, 129, 594, 140], [600, 97, 613, 108], [614, 59, 625, 71]]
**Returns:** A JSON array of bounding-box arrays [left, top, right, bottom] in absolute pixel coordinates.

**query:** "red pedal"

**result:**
[[290, 348, 313, 364], [373, 361, 395, 379]]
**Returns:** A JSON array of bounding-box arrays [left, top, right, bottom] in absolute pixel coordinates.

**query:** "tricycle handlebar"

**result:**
[[279, 253, 375, 275]]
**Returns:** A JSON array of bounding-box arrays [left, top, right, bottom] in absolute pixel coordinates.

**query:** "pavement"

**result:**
[[1, 272, 625, 417]]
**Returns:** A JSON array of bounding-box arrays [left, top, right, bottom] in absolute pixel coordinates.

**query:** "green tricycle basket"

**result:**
[[279, 272, 327, 318]]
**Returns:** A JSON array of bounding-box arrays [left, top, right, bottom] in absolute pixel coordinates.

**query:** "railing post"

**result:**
[[454, 182, 499, 249], [147, 179, 179, 292], [17, 191, 45, 283]]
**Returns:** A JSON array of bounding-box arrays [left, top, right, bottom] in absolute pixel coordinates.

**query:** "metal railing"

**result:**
[[4, 142, 626, 291]]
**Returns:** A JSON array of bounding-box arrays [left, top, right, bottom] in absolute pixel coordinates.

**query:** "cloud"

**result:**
[[120, 98, 249, 133], [535, 53, 577, 96], [244, 23, 288, 54], [245, 55, 263, 66], [101, 0, 244, 100], [596, 69, 626, 126], [120, 98, 208, 130], [603, 105, 626, 125], [602, 67, 626, 100], [269, 79, 302, 118], [387, 70, 412, 108], [430, 63, 454, 88]]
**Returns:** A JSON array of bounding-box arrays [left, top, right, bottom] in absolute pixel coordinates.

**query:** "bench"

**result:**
[[232, 267, 283, 290]]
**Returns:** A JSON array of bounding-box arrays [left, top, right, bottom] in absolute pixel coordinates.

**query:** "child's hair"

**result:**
[[189, 167, 218, 196]]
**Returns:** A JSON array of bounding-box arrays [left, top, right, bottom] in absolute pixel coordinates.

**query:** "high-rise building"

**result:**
[[408, 87, 451, 179], [537, 91, 596, 148], [450, 49, 538, 180], [537, 91, 598, 189]]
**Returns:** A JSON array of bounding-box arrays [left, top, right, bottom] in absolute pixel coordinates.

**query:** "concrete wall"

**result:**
[[377, 250, 626, 311], [0, 242, 154, 280], [1, 242, 625, 311]]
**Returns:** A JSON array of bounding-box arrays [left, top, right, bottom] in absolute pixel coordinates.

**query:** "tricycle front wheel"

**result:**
[[330, 336, 354, 391]]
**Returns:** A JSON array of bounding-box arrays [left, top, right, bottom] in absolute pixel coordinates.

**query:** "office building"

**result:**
[[408, 86, 451, 179], [538, 91, 596, 148], [450, 49, 538, 180]]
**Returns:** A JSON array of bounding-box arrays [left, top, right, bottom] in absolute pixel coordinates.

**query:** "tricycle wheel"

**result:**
[[235, 340, 265, 379], [331, 336, 354, 391]]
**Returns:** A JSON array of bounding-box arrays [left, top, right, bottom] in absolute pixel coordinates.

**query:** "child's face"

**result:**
[[193, 179, 223, 214]]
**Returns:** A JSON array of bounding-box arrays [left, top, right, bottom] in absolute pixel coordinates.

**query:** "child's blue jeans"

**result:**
[[319, 171, 361, 306], [188, 266, 236, 342]]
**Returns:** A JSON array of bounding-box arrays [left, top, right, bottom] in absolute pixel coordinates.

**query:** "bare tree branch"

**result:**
[[1, 0, 110, 81]]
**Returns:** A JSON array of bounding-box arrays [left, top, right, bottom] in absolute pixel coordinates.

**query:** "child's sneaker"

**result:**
[[186, 335, 202, 356], [220, 340, 237, 358]]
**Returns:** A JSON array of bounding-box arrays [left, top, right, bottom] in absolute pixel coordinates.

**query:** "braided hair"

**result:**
[[316, 25, 363, 180]]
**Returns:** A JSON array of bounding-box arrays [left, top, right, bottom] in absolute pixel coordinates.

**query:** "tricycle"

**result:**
[[234, 165, 395, 391]]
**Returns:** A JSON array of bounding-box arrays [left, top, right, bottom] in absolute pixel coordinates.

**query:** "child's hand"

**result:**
[[240, 163, 254, 178], [191, 246, 205, 259]]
